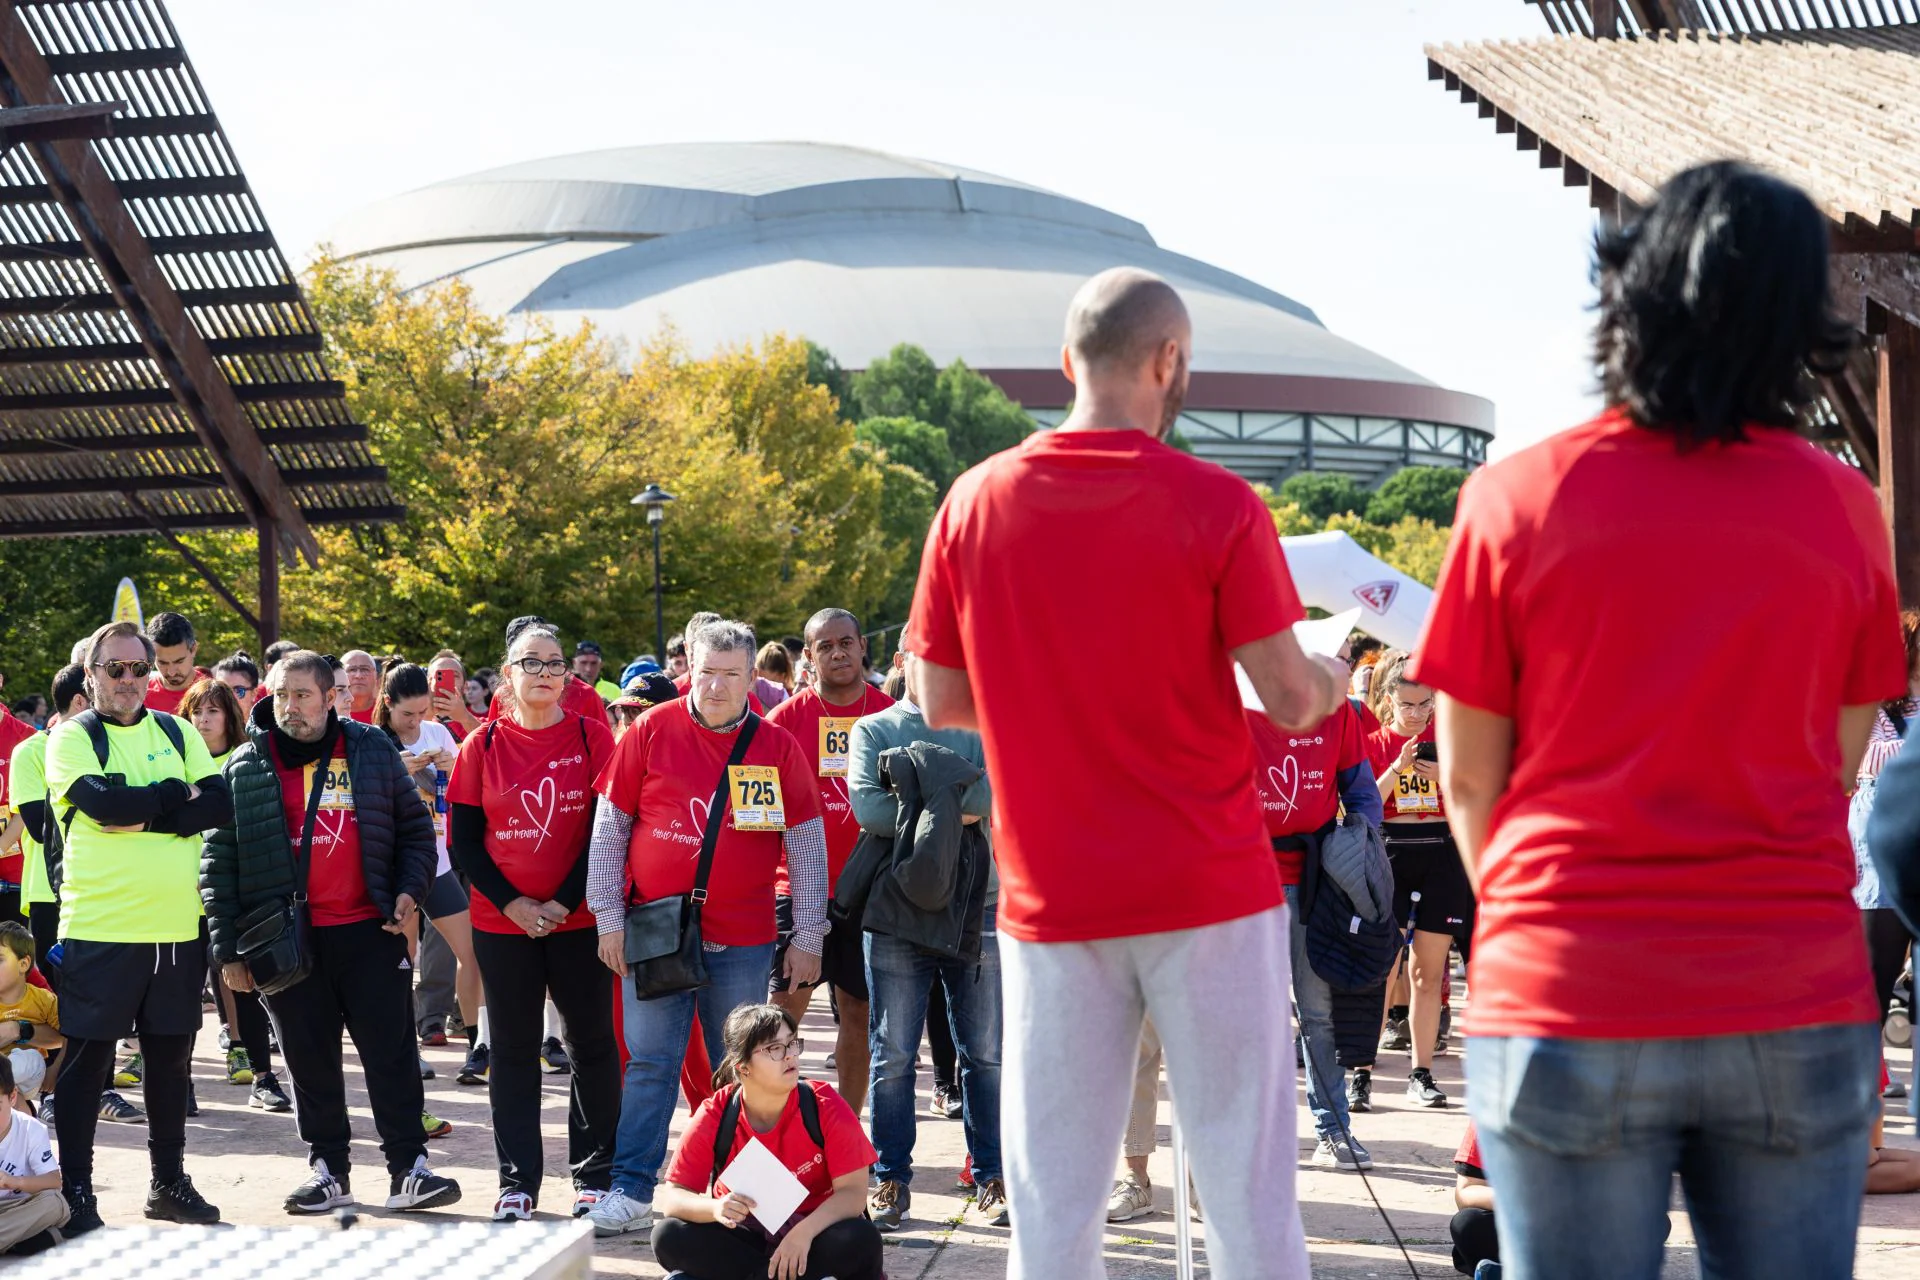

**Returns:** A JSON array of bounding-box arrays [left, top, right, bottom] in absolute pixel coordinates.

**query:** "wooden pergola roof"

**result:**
[[0, 0, 398, 562]]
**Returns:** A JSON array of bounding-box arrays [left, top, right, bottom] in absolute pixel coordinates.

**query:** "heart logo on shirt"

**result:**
[[518, 775, 556, 844], [1268, 759, 1300, 820], [688, 796, 711, 851]]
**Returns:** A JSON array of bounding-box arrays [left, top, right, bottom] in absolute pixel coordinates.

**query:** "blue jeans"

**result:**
[[866, 927, 1003, 1185], [1283, 885, 1347, 1140], [610, 942, 776, 1200], [1467, 1024, 1880, 1280]]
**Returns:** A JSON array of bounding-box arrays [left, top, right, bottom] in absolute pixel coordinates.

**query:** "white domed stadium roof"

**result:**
[[330, 142, 1492, 479]]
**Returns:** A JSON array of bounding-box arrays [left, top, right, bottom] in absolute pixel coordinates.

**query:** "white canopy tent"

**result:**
[[1278, 530, 1433, 652]]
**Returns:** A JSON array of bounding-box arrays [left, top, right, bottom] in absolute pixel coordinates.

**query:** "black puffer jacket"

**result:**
[[838, 741, 990, 962], [201, 697, 436, 964]]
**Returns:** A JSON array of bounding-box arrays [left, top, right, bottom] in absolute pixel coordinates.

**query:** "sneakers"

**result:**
[[146, 1173, 221, 1225], [956, 1153, 974, 1190], [285, 1158, 353, 1214], [99, 1090, 146, 1124], [928, 1085, 957, 1118], [217, 1026, 231, 1052], [226, 1047, 254, 1086], [185, 1081, 199, 1118], [1312, 1132, 1375, 1171], [419, 1053, 435, 1081], [37, 1094, 51, 1128], [457, 1043, 490, 1085], [1474, 1262, 1505, 1280], [540, 1037, 571, 1075], [1106, 1172, 1152, 1222], [571, 1188, 603, 1218], [63, 1187, 101, 1236], [493, 1190, 533, 1222], [1378, 1018, 1411, 1052], [976, 1176, 1009, 1226], [386, 1155, 461, 1210], [113, 1052, 144, 1087], [423, 1111, 452, 1139], [1436, 1005, 1453, 1056], [420, 1027, 448, 1047], [586, 1187, 653, 1237], [1347, 1069, 1373, 1113], [869, 1180, 909, 1232], [251, 1073, 292, 1112], [1407, 1068, 1449, 1108]]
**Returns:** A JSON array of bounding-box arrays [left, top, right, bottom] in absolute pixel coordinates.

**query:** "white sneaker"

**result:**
[[1106, 1173, 1153, 1222], [587, 1187, 653, 1237], [493, 1190, 533, 1222], [1312, 1132, 1375, 1171]]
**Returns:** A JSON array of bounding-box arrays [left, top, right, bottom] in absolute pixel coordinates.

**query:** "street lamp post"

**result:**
[[630, 483, 677, 661]]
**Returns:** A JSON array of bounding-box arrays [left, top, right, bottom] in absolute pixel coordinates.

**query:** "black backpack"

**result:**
[[708, 1081, 825, 1193], [47, 709, 191, 895]]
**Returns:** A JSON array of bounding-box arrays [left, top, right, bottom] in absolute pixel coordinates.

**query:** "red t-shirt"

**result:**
[[596, 704, 822, 946], [909, 430, 1305, 943], [0, 715, 38, 884], [347, 706, 375, 725], [1249, 703, 1366, 884], [272, 738, 378, 927], [672, 673, 767, 716], [1454, 1122, 1483, 1178], [664, 1081, 876, 1224], [487, 676, 610, 727], [1366, 723, 1446, 822], [144, 669, 211, 715], [765, 684, 894, 893], [1411, 411, 1906, 1039], [447, 712, 616, 935]]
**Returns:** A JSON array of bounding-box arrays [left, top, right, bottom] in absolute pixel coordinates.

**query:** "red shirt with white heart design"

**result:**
[[447, 711, 616, 935], [1247, 702, 1366, 885], [596, 702, 822, 947]]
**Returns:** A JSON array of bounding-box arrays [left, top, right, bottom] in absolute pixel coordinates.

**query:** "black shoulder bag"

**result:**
[[625, 714, 759, 1001], [234, 736, 333, 996]]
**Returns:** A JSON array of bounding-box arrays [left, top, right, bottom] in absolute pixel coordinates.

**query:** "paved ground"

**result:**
[[72, 997, 1920, 1278]]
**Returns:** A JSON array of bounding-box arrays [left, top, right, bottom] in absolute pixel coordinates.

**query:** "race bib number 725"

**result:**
[[728, 765, 787, 831]]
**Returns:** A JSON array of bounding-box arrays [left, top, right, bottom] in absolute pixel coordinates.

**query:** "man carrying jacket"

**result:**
[[202, 650, 459, 1217], [846, 647, 1002, 1232]]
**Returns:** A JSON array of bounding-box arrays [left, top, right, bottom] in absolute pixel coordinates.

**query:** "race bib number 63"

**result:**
[[818, 718, 856, 778], [728, 765, 787, 831]]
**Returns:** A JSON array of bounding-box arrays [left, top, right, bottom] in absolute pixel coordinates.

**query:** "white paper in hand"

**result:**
[[1237, 608, 1365, 711], [719, 1136, 809, 1234]]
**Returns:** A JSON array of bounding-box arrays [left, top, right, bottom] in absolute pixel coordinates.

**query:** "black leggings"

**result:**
[[1865, 908, 1913, 1020], [928, 979, 957, 1091], [56, 1033, 192, 1192], [211, 960, 274, 1077], [652, 1215, 885, 1280], [27, 903, 58, 995], [1451, 1206, 1498, 1275]]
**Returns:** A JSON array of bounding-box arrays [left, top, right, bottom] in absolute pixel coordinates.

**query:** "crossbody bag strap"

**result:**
[[689, 714, 759, 906], [290, 725, 338, 902]]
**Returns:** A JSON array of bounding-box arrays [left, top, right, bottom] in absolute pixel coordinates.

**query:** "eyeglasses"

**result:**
[[511, 657, 571, 677], [93, 660, 151, 680], [756, 1038, 805, 1062]]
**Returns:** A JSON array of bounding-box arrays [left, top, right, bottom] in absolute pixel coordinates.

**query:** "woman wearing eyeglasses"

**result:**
[[653, 1003, 883, 1280], [447, 624, 618, 1223], [1366, 649, 1471, 1112]]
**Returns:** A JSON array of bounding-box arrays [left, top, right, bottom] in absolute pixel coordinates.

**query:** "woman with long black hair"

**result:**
[[447, 626, 618, 1222]]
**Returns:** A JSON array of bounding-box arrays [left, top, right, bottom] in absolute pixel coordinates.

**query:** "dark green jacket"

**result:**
[[200, 699, 436, 964]]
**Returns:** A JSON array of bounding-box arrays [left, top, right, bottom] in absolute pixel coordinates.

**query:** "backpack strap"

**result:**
[[796, 1079, 826, 1150], [74, 709, 110, 769], [710, 1085, 744, 1194], [150, 711, 187, 761]]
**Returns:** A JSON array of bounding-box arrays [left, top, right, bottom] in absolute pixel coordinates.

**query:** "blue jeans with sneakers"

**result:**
[[1466, 1024, 1878, 1280], [1284, 885, 1349, 1143], [608, 942, 775, 1201]]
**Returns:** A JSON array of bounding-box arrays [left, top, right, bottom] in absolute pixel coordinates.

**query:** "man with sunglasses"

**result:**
[[44, 620, 233, 1234]]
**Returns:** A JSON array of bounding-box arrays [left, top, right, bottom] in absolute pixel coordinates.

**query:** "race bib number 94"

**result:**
[[728, 765, 787, 831], [312, 761, 354, 812], [818, 718, 856, 777], [1396, 771, 1440, 814]]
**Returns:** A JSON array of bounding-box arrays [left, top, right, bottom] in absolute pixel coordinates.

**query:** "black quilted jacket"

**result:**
[[200, 697, 436, 964]]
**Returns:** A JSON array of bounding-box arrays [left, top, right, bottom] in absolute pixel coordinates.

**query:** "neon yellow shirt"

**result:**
[[9, 735, 45, 910], [46, 713, 216, 943]]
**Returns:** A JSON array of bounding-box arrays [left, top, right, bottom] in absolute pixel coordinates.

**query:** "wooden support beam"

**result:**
[[1516, 124, 1539, 152], [1540, 142, 1564, 170], [257, 521, 279, 653], [0, 174, 251, 206], [1495, 109, 1516, 135], [0, 230, 276, 263], [0, 464, 385, 498], [0, 7, 318, 563], [1833, 253, 1920, 333], [1563, 159, 1591, 187], [0, 333, 323, 364], [0, 99, 119, 148], [1593, 0, 1623, 35], [0, 422, 358, 455], [1824, 363, 1880, 484], [1878, 315, 1920, 603], [0, 504, 405, 538], [0, 283, 303, 315], [0, 381, 345, 415]]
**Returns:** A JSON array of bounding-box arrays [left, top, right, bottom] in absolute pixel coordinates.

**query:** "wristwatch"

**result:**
[[13, 1021, 30, 1046]]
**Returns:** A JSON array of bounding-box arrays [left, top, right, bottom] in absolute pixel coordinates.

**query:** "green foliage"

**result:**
[[1279, 472, 1369, 522], [849, 343, 1032, 469], [804, 341, 856, 422], [855, 416, 960, 494], [1365, 465, 1468, 526]]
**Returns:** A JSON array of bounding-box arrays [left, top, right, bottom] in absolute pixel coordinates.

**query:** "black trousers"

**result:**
[[262, 919, 424, 1178], [1865, 907, 1913, 1021], [927, 979, 957, 1091], [27, 903, 58, 995], [57, 1032, 192, 1193], [470, 926, 619, 1201], [1451, 1206, 1499, 1275], [652, 1215, 885, 1280]]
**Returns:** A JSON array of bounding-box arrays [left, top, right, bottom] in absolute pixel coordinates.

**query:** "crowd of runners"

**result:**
[[0, 159, 1916, 1280]]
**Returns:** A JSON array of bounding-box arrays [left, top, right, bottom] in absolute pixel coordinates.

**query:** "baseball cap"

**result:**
[[575, 640, 602, 656], [613, 673, 679, 710]]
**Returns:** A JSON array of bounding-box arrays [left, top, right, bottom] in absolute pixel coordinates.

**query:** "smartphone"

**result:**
[[432, 668, 460, 704], [1413, 741, 1439, 765]]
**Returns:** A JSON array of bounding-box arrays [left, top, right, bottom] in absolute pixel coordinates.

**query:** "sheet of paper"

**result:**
[[1237, 608, 1365, 711], [719, 1135, 809, 1234]]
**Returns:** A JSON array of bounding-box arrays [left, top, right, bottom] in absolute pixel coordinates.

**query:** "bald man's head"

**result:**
[[1064, 268, 1190, 375]]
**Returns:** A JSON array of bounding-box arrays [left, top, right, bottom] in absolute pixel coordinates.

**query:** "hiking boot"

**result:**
[[285, 1158, 353, 1214], [1407, 1067, 1448, 1108], [251, 1072, 292, 1112], [457, 1042, 490, 1085], [1106, 1172, 1152, 1222], [386, 1155, 461, 1210], [976, 1176, 1009, 1226], [63, 1186, 102, 1236], [146, 1174, 220, 1224], [1312, 1132, 1375, 1171], [869, 1180, 909, 1231], [1347, 1069, 1373, 1113], [226, 1047, 254, 1085], [1378, 1018, 1410, 1052]]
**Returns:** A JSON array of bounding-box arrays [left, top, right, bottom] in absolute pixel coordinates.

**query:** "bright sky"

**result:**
[[170, 0, 1602, 459]]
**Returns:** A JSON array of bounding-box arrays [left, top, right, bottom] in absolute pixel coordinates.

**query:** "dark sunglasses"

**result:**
[[93, 659, 151, 680]]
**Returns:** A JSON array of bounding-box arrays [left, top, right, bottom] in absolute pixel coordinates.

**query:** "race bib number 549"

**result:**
[[1396, 771, 1440, 814], [728, 765, 787, 831]]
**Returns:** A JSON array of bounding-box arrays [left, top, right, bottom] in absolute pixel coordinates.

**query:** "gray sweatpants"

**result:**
[[1003, 905, 1308, 1280]]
